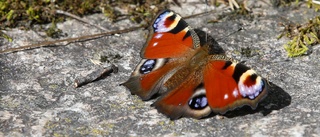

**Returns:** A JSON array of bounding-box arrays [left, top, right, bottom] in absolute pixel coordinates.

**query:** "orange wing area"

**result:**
[[203, 61, 242, 113], [153, 82, 197, 119], [139, 63, 175, 93], [158, 84, 194, 106], [143, 31, 194, 59], [123, 62, 179, 100]]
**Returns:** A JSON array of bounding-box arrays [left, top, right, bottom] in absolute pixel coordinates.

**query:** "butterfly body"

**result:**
[[123, 10, 268, 119]]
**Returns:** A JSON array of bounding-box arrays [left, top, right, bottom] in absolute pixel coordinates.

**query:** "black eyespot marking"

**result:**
[[168, 14, 176, 21], [233, 63, 250, 83], [139, 59, 156, 74], [188, 95, 208, 110], [169, 18, 187, 34], [222, 61, 232, 69], [183, 31, 191, 40], [250, 74, 258, 81]]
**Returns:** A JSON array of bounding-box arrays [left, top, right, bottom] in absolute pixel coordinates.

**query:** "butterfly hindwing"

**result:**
[[152, 76, 212, 120], [153, 60, 267, 119], [152, 59, 267, 119], [203, 60, 268, 114]]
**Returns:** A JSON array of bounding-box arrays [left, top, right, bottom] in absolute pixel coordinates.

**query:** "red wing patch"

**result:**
[[141, 10, 199, 59], [203, 61, 267, 114]]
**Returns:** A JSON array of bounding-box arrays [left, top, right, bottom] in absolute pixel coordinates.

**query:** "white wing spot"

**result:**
[[224, 94, 229, 100], [154, 34, 163, 39], [232, 89, 238, 98], [153, 42, 158, 47]]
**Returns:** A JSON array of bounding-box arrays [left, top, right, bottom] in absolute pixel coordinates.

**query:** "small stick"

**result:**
[[74, 64, 118, 88], [0, 25, 146, 54]]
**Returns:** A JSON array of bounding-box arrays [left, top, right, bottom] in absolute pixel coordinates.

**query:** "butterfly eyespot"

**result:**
[[238, 71, 266, 100], [135, 58, 167, 75], [188, 95, 208, 110], [139, 59, 156, 74]]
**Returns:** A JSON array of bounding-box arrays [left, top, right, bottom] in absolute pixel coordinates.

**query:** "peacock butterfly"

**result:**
[[122, 9, 268, 120]]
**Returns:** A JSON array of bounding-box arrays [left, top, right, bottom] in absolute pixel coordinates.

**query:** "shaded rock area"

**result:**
[[1, 1, 320, 136]]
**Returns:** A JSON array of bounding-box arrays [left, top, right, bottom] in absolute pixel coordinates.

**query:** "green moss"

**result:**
[[307, 0, 320, 11], [6, 10, 14, 21], [0, 1, 168, 29], [0, 30, 12, 42], [26, 7, 41, 21], [284, 36, 309, 57], [281, 16, 320, 57], [45, 22, 63, 38], [0, 1, 9, 18], [101, 5, 119, 22]]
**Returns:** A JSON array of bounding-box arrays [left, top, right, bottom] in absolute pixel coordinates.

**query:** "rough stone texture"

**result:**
[[1, 1, 319, 136]]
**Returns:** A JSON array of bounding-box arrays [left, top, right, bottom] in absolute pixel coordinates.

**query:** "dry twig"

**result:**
[[0, 25, 146, 54], [74, 64, 118, 88]]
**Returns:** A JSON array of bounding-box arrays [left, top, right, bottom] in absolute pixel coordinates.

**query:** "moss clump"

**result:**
[[0, 0, 169, 29], [0, 30, 12, 42], [307, 0, 320, 11], [279, 16, 320, 57], [0, 0, 54, 28]]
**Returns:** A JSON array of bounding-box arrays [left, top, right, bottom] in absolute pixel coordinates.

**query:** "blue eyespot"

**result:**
[[139, 59, 156, 74], [188, 95, 208, 110]]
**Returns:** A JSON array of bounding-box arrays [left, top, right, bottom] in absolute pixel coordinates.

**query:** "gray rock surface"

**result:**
[[1, 1, 319, 136]]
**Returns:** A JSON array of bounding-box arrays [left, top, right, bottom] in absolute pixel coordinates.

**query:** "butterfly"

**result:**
[[122, 9, 268, 120]]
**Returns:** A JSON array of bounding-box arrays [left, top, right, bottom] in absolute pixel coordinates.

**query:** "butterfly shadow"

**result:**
[[205, 82, 291, 118]]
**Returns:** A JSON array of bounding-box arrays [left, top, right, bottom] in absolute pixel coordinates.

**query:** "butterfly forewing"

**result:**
[[124, 10, 200, 100], [122, 58, 182, 100], [141, 10, 200, 59]]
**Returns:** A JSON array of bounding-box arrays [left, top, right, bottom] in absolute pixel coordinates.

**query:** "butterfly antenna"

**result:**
[[205, 0, 209, 43], [216, 27, 243, 41], [203, 1, 243, 42]]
